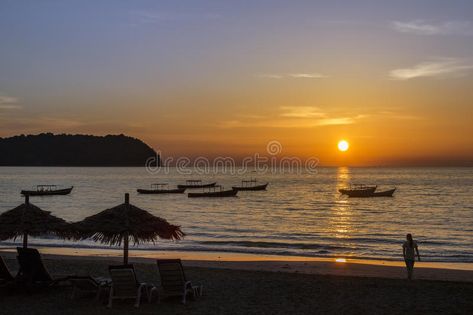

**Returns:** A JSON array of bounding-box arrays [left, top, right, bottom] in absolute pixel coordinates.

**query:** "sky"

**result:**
[[1, 0, 473, 166]]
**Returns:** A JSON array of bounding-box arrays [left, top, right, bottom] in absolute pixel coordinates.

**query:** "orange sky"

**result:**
[[1, 2, 472, 166]]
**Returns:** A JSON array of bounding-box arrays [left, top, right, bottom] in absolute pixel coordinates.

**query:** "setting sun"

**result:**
[[338, 140, 349, 152]]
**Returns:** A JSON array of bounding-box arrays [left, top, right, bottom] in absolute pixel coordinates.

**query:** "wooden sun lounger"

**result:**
[[156, 259, 203, 304], [68, 276, 111, 300], [107, 264, 155, 308], [16, 247, 71, 287], [0, 256, 14, 286]]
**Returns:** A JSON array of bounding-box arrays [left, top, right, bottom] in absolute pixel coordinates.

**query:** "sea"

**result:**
[[0, 167, 472, 262]]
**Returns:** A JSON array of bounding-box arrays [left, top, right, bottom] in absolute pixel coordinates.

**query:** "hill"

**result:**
[[0, 133, 159, 166]]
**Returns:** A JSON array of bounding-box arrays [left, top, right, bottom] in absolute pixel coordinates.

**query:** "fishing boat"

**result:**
[[339, 184, 377, 197], [137, 183, 186, 194], [177, 180, 217, 189], [339, 184, 396, 198], [188, 185, 238, 198], [371, 188, 396, 197], [21, 185, 73, 196], [232, 179, 268, 191]]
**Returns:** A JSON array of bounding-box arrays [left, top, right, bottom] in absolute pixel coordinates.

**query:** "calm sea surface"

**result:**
[[1, 167, 472, 262]]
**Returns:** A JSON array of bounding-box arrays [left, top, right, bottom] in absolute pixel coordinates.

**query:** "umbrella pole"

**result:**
[[23, 233, 28, 248], [23, 195, 30, 248], [123, 232, 129, 264], [123, 193, 130, 265]]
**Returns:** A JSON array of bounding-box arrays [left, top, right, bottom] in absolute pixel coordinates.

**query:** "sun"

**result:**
[[338, 140, 349, 152]]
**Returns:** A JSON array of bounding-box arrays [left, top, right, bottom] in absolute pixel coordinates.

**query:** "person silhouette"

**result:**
[[403, 233, 420, 280]]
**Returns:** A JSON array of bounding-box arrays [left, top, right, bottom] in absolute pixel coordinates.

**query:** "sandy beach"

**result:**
[[2, 248, 473, 314]]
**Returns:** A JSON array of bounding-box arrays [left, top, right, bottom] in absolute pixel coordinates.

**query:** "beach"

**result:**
[[2, 248, 473, 314]]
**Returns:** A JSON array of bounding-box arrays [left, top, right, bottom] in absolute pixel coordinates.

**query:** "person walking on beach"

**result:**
[[403, 233, 420, 280]]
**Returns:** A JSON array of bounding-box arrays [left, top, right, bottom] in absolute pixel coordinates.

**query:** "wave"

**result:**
[[2, 241, 473, 262], [198, 240, 349, 251]]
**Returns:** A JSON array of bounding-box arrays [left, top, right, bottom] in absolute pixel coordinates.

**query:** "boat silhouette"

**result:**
[[339, 184, 395, 198], [177, 180, 217, 189], [188, 185, 238, 198], [21, 185, 73, 196], [232, 179, 268, 191], [137, 183, 186, 194]]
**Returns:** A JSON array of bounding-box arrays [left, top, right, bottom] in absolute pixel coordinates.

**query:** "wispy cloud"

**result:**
[[315, 117, 356, 126], [130, 10, 222, 24], [218, 117, 359, 129], [256, 73, 327, 79], [376, 111, 424, 121], [0, 94, 21, 110], [218, 107, 365, 129], [288, 73, 328, 79], [256, 74, 284, 79], [391, 20, 473, 36], [389, 58, 473, 80], [279, 106, 326, 118]]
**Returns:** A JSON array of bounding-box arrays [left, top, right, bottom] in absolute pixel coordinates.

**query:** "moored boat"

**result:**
[[232, 179, 268, 191], [177, 180, 217, 189], [371, 188, 396, 197], [339, 184, 377, 197], [339, 184, 396, 198], [188, 185, 238, 198], [137, 183, 186, 194], [21, 185, 73, 196]]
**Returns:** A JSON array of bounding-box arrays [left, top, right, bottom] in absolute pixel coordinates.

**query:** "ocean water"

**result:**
[[0, 167, 472, 262]]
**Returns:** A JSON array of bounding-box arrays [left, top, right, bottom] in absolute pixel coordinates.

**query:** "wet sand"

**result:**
[[1, 248, 473, 314], [2, 246, 473, 281]]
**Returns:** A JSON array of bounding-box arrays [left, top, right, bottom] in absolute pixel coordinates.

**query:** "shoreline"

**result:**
[[2, 245, 473, 270], [2, 246, 473, 282]]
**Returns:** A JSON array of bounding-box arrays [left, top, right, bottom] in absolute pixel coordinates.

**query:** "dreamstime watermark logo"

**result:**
[[266, 140, 283, 155], [145, 140, 319, 175]]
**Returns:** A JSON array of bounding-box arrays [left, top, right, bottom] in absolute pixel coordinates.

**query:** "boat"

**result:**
[[188, 185, 238, 198], [371, 188, 396, 197], [339, 184, 377, 197], [232, 179, 268, 191], [177, 180, 217, 189], [339, 184, 396, 198], [21, 185, 73, 196], [137, 183, 186, 194]]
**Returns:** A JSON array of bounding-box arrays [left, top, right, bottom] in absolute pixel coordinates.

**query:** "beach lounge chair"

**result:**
[[107, 264, 154, 308], [0, 256, 14, 286], [16, 247, 69, 286], [156, 259, 203, 304], [69, 276, 110, 300]]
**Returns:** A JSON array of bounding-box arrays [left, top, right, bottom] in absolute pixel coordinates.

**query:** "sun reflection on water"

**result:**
[[330, 167, 354, 240]]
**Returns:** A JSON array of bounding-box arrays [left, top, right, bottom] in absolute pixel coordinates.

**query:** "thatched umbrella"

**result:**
[[72, 193, 184, 264], [0, 195, 70, 248]]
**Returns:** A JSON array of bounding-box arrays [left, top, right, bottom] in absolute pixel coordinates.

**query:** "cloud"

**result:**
[[256, 73, 327, 79], [0, 94, 21, 110], [218, 116, 358, 129], [130, 10, 222, 24], [389, 58, 473, 80], [288, 73, 327, 79], [315, 117, 356, 126], [391, 20, 473, 36], [376, 111, 424, 120], [218, 107, 365, 129], [279, 106, 326, 118], [256, 74, 284, 79]]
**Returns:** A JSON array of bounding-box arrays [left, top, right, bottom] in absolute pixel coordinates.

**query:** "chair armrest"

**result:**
[[138, 282, 147, 289], [184, 281, 192, 288]]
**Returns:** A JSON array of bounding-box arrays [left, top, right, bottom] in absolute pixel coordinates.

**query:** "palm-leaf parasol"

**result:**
[[0, 195, 70, 248], [72, 193, 184, 264]]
